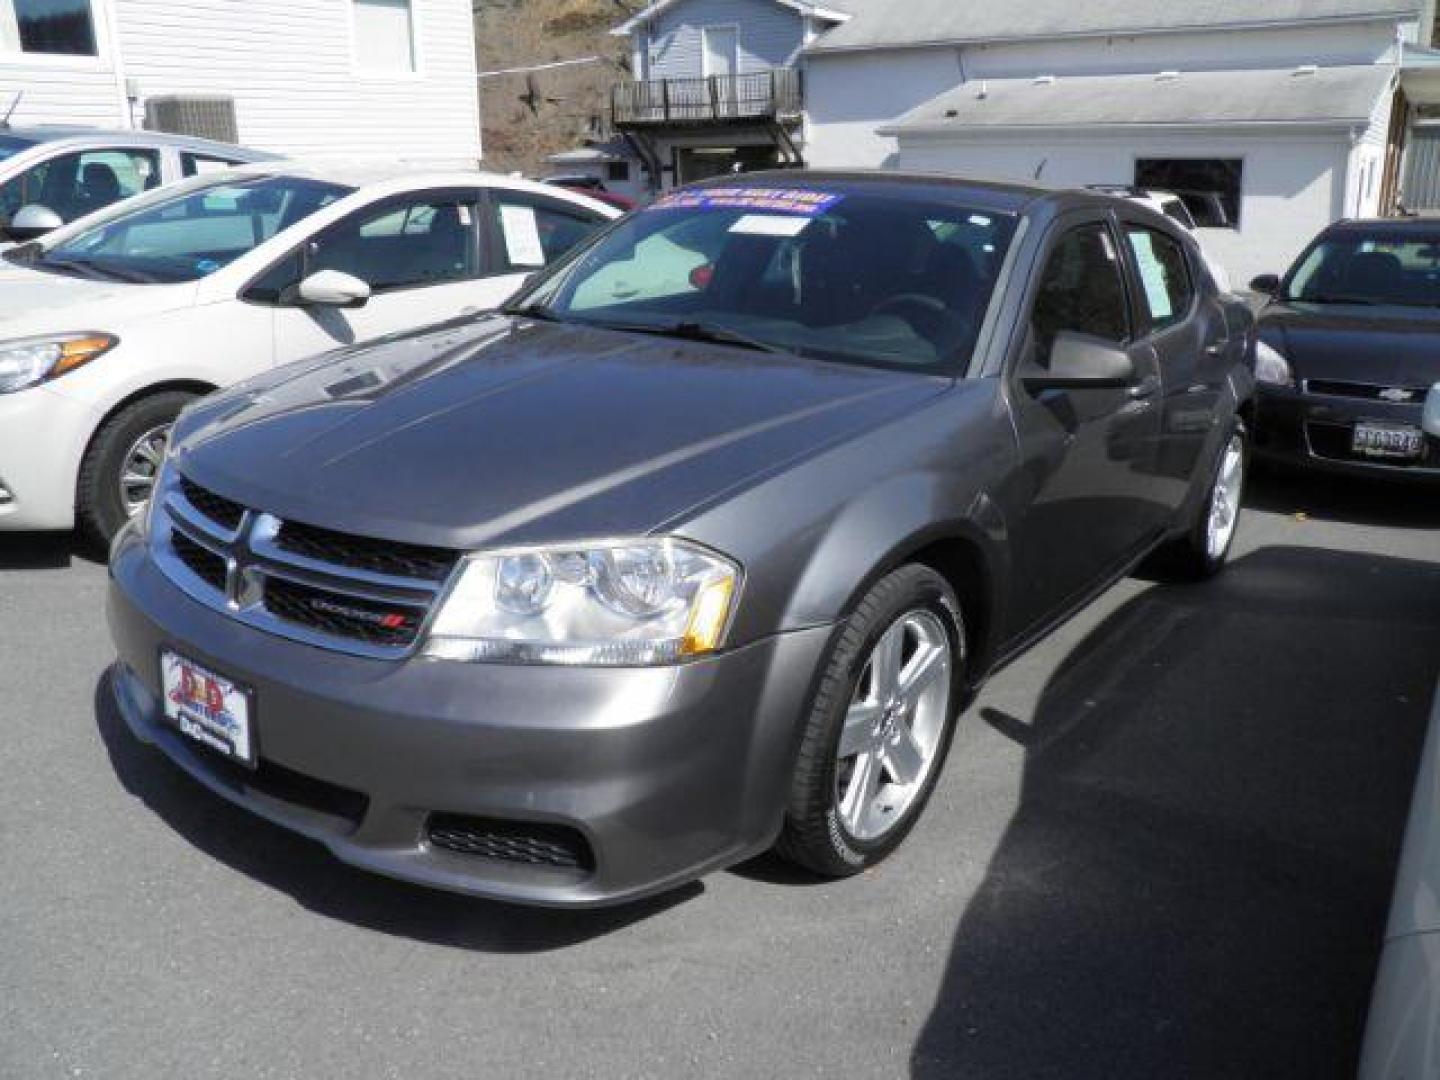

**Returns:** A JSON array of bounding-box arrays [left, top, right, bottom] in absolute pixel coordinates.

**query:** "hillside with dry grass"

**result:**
[[474, 0, 643, 176]]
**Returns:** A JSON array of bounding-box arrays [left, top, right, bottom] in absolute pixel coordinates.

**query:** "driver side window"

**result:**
[[1030, 222, 1129, 369], [0, 148, 160, 222]]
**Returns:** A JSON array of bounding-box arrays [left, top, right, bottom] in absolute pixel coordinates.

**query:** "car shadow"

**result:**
[[93, 673, 700, 952], [0, 531, 102, 570], [911, 545, 1440, 1079], [1245, 463, 1440, 531]]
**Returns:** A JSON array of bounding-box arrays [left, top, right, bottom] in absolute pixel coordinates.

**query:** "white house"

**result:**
[[802, 0, 1440, 284], [605, 0, 862, 189], [0, 0, 480, 164]]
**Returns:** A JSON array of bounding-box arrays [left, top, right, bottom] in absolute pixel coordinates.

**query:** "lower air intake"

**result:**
[[426, 814, 594, 872]]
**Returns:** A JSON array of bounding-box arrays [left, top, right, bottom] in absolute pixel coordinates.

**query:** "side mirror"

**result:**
[[1021, 331, 1138, 390], [1249, 273, 1281, 296], [6, 203, 63, 241], [290, 269, 371, 309]]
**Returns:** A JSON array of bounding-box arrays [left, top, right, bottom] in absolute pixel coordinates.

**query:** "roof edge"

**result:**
[[807, 9, 1421, 55]]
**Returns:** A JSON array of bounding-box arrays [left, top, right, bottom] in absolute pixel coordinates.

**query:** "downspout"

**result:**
[[100, 0, 133, 128]]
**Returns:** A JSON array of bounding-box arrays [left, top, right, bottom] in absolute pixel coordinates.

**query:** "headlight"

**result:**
[[0, 332, 118, 393], [1254, 341, 1294, 388], [425, 538, 741, 666]]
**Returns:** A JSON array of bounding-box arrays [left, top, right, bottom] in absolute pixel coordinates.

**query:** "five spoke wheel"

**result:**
[[834, 609, 952, 842]]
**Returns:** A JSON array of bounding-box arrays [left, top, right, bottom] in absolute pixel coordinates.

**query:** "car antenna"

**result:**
[[0, 91, 21, 129]]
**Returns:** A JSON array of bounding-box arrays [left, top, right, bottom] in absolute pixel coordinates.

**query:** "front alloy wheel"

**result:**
[[777, 564, 964, 877]]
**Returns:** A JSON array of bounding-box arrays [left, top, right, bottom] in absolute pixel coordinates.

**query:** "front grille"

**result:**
[[171, 529, 228, 592], [427, 814, 595, 872], [155, 472, 459, 657], [179, 476, 245, 532], [276, 520, 458, 583], [263, 575, 427, 648], [1305, 379, 1429, 403]]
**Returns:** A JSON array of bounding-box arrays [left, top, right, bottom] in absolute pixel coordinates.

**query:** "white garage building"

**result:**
[[803, 0, 1436, 286]]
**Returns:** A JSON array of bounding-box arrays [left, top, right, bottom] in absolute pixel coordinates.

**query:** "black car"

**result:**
[[1249, 219, 1440, 480], [107, 174, 1256, 906]]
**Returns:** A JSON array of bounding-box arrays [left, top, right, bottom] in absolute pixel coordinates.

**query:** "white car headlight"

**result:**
[[425, 538, 741, 666], [0, 332, 118, 394], [1254, 341, 1294, 389]]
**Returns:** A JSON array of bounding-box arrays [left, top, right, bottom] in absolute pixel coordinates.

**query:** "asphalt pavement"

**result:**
[[2, 468, 1438, 1080]]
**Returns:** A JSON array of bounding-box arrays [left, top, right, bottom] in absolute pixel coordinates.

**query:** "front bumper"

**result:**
[[1251, 383, 1440, 481], [0, 385, 98, 529], [106, 527, 831, 907]]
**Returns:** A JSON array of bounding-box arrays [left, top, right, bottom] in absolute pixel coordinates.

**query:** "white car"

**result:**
[[0, 125, 274, 238], [0, 161, 619, 542]]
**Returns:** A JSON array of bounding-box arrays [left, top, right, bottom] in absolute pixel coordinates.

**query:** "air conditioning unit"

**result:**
[[143, 95, 239, 143]]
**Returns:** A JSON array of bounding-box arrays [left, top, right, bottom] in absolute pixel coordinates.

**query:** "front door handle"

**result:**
[[1129, 374, 1162, 400], [1204, 340, 1227, 357]]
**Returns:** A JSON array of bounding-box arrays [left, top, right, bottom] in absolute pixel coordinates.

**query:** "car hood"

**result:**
[[174, 317, 949, 550], [1260, 303, 1440, 387], [0, 261, 195, 334]]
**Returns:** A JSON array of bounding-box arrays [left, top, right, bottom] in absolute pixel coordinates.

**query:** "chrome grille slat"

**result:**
[[151, 473, 461, 659]]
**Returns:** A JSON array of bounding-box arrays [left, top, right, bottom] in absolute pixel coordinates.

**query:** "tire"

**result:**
[[76, 391, 195, 549], [1152, 420, 1248, 582], [775, 564, 965, 877]]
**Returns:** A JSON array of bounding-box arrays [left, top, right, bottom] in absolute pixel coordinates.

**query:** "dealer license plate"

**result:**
[[161, 650, 256, 768], [1351, 422, 1425, 460]]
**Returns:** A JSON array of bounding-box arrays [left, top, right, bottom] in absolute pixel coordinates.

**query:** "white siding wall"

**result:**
[[0, 0, 479, 163], [895, 129, 1350, 283], [804, 47, 962, 167], [645, 0, 805, 79], [115, 0, 480, 163]]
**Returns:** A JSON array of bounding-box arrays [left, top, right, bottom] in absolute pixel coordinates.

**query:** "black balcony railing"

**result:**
[[612, 69, 803, 128]]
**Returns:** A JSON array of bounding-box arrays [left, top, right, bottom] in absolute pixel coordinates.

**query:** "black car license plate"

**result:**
[[1352, 422, 1425, 460]]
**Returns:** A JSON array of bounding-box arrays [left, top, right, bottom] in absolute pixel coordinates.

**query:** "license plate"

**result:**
[[1351, 422, 1425, 460], [161, 650, 256, 768]]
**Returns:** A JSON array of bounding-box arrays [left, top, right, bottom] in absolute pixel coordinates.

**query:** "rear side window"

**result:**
[[1124, 227, 1194, 332], [181, 152, 244, 177], [1030, 222, 1129, 367], [489, 192, 608, 273]]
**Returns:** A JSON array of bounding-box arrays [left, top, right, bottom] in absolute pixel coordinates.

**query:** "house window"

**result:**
[[0, 0, 97, 56], [1134, 159, 1242, 229], [606, 161, 630, 183], [353, 0, 414, 73]]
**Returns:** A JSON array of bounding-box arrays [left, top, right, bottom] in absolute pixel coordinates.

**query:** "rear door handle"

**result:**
[[1129, 374, 1162, 400], [1204, 341, 1227, 357]]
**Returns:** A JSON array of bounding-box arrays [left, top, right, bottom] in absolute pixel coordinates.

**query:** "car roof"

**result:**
[[0, 124, 275, 159], [688, 168, 1167, 219], [1325, 216, 1440, 236], [214, 158, 622, 217]]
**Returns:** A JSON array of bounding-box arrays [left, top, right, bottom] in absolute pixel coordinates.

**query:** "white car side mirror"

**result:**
[[1424, 383, 1440, 438], [293, 269, 371, 309], [7, 203, 63, 241]]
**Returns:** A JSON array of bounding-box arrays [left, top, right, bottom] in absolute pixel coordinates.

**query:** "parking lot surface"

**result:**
[[3, 470, 1438, 1080]]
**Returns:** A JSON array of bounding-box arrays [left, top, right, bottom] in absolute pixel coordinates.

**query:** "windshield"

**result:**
[[0, 134, 35, 164], [25, 175, 352, 284], [514, 185, 1019, 373], [1284, 234, 1440, 307]]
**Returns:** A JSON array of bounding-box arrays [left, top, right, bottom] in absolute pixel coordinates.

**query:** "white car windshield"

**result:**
[[21, 175, 352, 285]]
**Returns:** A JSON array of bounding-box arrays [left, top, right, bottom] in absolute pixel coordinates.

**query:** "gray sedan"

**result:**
[[105, 172, 1255, 906]]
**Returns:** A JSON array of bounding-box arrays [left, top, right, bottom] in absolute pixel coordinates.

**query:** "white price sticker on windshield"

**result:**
[[500, 204, 546, 267], [729, 214, 811, 238]]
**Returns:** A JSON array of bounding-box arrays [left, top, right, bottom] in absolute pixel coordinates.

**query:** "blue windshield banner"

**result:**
[[647, 187, 843, 216]]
